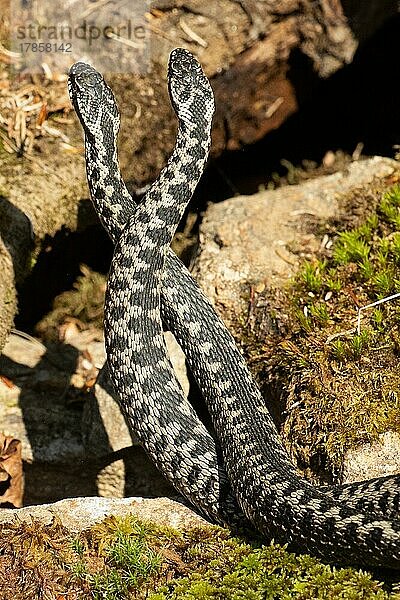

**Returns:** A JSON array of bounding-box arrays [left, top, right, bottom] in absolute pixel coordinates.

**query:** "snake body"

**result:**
[[69, 51, 400, 568], [69, 52, 239, 525]]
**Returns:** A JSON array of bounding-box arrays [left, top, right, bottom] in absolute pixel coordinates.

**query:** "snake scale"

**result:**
[[69, 49, 400, 568]]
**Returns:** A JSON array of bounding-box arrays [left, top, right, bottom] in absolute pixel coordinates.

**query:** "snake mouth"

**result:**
[[68, 62, 91, 114], [67, 78, 79, 115]]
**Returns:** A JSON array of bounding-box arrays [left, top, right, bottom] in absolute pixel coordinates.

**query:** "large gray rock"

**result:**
[[194, 156, 400, 485], [0, 332, 83, 464], [194, 157, 399, 329]]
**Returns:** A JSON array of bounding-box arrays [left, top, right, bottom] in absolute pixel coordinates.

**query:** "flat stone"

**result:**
[[0, 496, 207, 532]]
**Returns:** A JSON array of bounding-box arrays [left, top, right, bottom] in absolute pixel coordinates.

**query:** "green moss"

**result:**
[[333, 229, 370, 264], [309, 302, 330, 326], [299, 261, 326, 293], [85, 519, 162, 597], [151, 544, 393, 600], [1, 515, 398, 598], [379, 186, 400, 229], [277, 186, 400, 474], [238, 180, 400, 481]]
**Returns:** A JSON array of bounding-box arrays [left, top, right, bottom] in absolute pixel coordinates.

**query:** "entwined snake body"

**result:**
[[68, 49, 400, 568]]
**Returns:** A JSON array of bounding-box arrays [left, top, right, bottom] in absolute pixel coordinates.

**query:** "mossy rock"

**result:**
[[244, 182, 400, 483], [0, 514, 398, 599]]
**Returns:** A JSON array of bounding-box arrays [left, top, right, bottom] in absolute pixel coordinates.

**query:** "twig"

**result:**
[[0, 42, 22, 61], [146, 20, 177, 44], [106, 31, 145, 49], [265, 97, 284, 118], [325, 329, 356, 344], [357, 292, 400, 335], [179, 18, 208, 48], [10, 328, 46, 351]]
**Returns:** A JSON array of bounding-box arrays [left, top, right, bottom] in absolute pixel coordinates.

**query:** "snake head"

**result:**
[[168, 48, 215, 127], [68, 62, 120, 140]]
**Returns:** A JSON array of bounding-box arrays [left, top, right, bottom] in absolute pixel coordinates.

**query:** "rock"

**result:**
[[0, 496, 207, 532], [343, 431, 400, 483], [194, 157, 399, 329], [194, 156, 400, 485], [0, 147, 88, 354], [0, 332, 83, 465], [0, 329, 188, 505], [0, 237, 17, 351], [165, 331, 190, 398]]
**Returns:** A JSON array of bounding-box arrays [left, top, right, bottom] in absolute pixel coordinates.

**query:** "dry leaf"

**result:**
[[0, 432, 24, 508], [0, 375, 15, 389]]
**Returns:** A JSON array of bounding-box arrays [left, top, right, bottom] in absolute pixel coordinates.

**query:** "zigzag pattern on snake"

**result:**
[[68, 49, 400, 568]]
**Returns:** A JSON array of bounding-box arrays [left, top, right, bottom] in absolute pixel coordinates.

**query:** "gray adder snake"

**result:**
[[68, 49, 400, 569]]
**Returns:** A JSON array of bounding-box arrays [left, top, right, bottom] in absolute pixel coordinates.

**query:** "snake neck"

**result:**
[[141, 115, 212, 231], [168, 115, 211, 184], [85, 113, 210, 247], [84, 133, 136, 245]]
